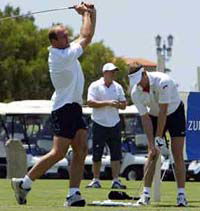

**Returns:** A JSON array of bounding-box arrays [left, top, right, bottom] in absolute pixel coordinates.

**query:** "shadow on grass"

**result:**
[[188, 200, 200, 203], [153, 204, 199, 208]]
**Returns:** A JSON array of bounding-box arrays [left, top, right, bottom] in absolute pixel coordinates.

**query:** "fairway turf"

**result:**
[[0, 178, 199, 211]]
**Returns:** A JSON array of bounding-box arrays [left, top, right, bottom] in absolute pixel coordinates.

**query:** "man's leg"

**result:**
[[108, 122, 126, 189], [70, 129, 88, 188], [87, 122, 105, 188], [109, 122, 121, 181], [110, 160, 126, 189], [171, 137, 185, 188], [143, 151, 159, 188], [85, 161, 102, 188], [86, 161, 102, 188], [28, 136, 70, 180], [11, 136, 70, 204], [171, 136, 188, 206], [136, 149, 159, 206], [92, 161, 101, 179], [86, 161, 101, 188], [142, 115, 161, 196], [64, 129, 87, 207], [111, 160, 120, 179]]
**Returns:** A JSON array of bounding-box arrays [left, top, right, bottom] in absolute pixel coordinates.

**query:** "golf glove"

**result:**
[[155, 136, 166, 148], [155, 136, 169, 157]]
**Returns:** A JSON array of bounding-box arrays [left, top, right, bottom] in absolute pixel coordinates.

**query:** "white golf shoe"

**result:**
[[11, 178, 31, 205], [136, 193, 150, 206], [86, 179, 101, 188], [111, 180, 127, 189], [177, 193, 188, 207], [64, 191, 86, 207]]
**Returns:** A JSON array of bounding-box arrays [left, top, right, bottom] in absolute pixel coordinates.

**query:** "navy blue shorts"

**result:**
[[92, 121, 122, 162], [51, 103, 87, 139], [150, 101, 186, 138]]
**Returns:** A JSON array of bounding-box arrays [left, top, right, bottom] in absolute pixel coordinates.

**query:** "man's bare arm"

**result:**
[[156, 103, 168, 137], [141, 114, 155, 148], [87, 100, 124, 108], [118, 101, 126, 110], [75, 3, 96, 49]]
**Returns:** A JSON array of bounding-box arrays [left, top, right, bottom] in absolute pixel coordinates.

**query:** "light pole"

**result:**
[[155, 34, 174, 73]]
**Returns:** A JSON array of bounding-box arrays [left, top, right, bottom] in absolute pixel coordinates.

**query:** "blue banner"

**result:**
[[186, 92, 200, 160]]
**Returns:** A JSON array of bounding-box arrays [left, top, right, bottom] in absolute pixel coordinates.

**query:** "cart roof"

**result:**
[[1, 100, 139, 115], [0, 103, 7, 115]]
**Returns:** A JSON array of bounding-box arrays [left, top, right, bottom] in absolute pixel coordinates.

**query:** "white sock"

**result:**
[[22, 175, 33, 189], [143, 187, 151, 195], [68, 188, 80, 197], [112, 178, 119, 183], [93, 178, 100, 182], [178, 188, 185, 195]]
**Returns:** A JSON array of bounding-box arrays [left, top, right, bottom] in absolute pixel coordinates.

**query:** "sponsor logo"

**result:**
[[162, 85, 168, 89], [187, 120, 200, 131]]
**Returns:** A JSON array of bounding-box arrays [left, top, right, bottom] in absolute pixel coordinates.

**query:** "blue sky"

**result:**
[[1, 0, 200, 91]]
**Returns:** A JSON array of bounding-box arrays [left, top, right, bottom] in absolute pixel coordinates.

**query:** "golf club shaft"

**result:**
[[0, 6, 75, 22]]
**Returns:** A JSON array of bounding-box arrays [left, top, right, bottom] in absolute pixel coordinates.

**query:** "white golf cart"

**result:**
[[1, 100, 157, 181], [0, 102, 7, 177], [187, 160, 200, 181], [0, 100, 69, 179]]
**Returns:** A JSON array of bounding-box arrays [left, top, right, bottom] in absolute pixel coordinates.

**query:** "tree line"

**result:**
[[0, 5, 130, 103]]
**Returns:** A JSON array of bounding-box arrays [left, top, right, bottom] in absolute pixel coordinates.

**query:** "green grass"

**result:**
[[0, 178, 200, 211]]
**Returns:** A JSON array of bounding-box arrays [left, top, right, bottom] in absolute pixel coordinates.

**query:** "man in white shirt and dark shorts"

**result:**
[[128, 63, 187, 207], [86, 63, 127, 189], [11, 2, 96, 207]]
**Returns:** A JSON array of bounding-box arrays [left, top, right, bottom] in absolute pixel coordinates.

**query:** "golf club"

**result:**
[[0, 6, 76, 22], [0, 1, 95, 22]]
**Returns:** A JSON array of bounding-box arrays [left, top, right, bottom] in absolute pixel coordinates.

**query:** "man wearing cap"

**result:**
[[86, 62, 127, 189], [128, 64, 187, 207]]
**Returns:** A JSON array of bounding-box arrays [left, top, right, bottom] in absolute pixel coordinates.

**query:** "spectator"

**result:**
[[86, 63, 127, 189]]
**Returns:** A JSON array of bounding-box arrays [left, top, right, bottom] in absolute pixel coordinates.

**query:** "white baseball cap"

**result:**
[[102, 63, 119, 72], [128, 68, 144, 89]]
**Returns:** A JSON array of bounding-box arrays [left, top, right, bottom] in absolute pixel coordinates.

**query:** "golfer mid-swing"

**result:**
[[11, 2, 96, 207], [128, 63, 187, 207]]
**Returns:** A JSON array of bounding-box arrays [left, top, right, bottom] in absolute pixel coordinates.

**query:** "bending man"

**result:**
[[128, 63, 187, 207]]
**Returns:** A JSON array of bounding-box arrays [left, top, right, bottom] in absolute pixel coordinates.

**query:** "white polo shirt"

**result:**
[[87, 78, 126, 127], [130, 71, 181, 116], [48, 42, 84, 111]]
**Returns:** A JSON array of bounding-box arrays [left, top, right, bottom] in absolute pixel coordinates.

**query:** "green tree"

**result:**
[[0, 5, 52, 101], [0, 5, 130, 103]]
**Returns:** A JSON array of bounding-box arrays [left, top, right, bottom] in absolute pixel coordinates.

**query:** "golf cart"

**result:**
[[0, 103, 7, 177], [187, 160, 200, 181], [117, 106, 147, 180], [0, 100, 69, 179]]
